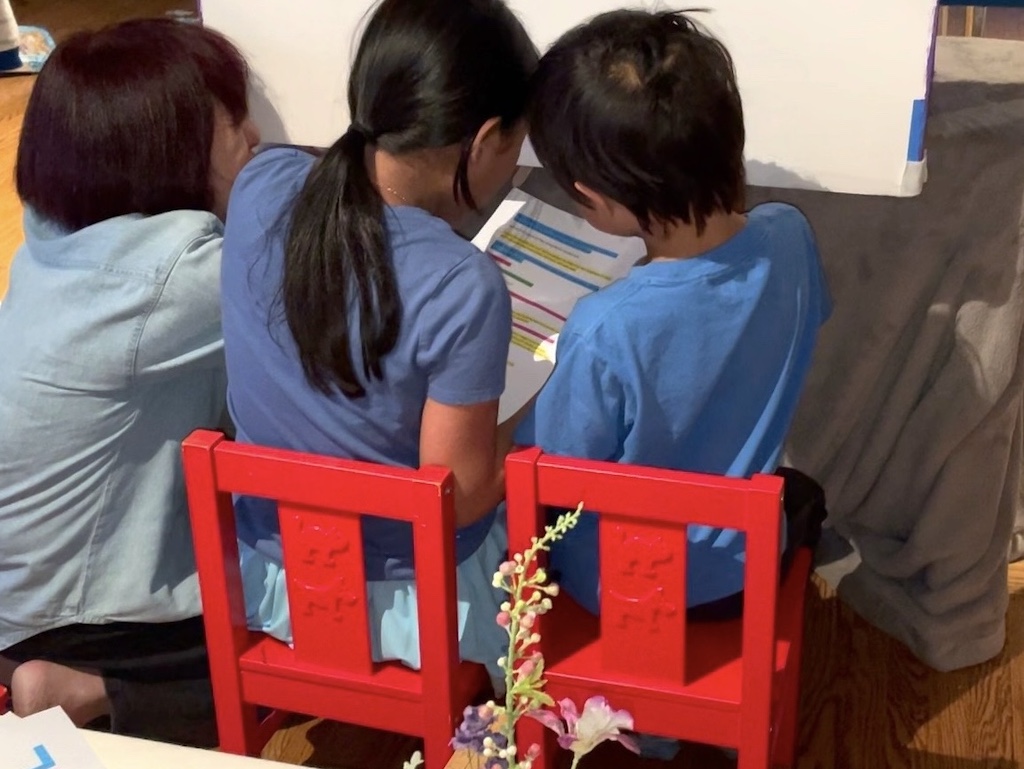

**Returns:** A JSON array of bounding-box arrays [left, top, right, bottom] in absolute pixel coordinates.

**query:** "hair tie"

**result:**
[[347, 122, 375, 142]]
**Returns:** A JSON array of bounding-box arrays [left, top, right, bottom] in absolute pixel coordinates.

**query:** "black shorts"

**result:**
[[3, 617, 217, 746], [3, 616, 209, 681]]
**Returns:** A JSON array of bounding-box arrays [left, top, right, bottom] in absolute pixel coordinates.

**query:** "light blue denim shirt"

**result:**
[[0, 208, 227, 650]]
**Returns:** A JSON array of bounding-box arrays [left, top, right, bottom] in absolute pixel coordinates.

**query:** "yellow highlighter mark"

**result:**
[[512, 310, 559, 335], [511, 332, 554, 363], [503, 232, 613, 284]]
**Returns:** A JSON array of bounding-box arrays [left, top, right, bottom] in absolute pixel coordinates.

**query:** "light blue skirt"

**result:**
[[237, 511, 509, 683]]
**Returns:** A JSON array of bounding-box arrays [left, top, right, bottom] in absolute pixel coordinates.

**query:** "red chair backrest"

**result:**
[[182, 429, 461, 695], [506, 447, 784, 692]]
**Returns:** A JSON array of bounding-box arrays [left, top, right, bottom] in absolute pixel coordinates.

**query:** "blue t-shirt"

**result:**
[[515, 202, 831, 610], [221, 148, 511, 580]]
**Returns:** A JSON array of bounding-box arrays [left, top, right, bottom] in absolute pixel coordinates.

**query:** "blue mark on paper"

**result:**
[[513, 213, 618, 258], [27, 746, 55, 769], [490, 240, 602, 292]]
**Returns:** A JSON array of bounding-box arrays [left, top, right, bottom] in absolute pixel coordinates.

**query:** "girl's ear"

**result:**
[[469, 117, 506, 161]]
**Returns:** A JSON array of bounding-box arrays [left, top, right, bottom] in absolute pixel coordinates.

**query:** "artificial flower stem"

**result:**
[[503, 600, 519, 768]]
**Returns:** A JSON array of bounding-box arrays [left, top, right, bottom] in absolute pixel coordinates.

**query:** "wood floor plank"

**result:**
[[1008, 565, 1024, 766]]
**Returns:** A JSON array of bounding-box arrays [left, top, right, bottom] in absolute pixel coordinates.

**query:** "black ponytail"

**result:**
[[282, 0, 537, 397], [282, 125, 400, 397]]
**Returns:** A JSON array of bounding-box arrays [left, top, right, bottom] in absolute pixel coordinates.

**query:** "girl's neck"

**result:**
[[369, 147, 463, 225], [642, 210, 747, 262]]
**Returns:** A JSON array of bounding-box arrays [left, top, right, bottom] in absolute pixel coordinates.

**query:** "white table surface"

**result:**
[[81, 731, 303, 768]]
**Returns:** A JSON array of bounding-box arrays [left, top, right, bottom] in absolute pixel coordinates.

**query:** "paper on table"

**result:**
[[0, 708, 108, 769], [471, 189, 646, 422]]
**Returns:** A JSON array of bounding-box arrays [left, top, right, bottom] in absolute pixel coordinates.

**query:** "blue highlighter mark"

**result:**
[[512, 213, 619, 258], [28, 746, 55, 769]]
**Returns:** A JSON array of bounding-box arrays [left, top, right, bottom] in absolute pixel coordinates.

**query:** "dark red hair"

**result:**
[[16, 18, 249, 232]]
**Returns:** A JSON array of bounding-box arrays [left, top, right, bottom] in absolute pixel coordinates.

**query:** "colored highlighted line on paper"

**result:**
[[491, 241, 601, 292], [509, 290, 566, 322], [497, 263, 533, 287], [513, 310, 559, 335], [503, 231, 614, 284], [512, 321, 550, 342], [514, 213, 618, 258], [511, 331, 554, 363]]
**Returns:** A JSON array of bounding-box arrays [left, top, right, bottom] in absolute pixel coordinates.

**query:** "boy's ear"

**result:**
[[574, 181, 614, 215]]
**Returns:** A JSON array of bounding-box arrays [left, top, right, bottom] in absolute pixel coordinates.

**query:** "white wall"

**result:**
[[202, 0, 938, 197]]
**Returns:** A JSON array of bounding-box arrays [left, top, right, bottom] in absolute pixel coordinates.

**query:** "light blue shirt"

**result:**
[[0, 209, 227, 650], [221, 148, 512, 581], [515, 202, 831, 610]]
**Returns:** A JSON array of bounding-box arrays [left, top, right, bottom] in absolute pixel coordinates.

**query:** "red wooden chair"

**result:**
[[181, 430, 488, 768], [506, 447, 813, 769]]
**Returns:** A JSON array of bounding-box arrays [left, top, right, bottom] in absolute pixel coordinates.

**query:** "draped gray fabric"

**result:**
[[751, 36, 1024, 671]]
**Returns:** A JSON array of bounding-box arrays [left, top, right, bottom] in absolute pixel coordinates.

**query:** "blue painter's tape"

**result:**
[[907, 98, 927, 162]]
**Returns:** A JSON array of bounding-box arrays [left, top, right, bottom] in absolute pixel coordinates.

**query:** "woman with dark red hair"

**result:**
[[0, 18, 258, 744]]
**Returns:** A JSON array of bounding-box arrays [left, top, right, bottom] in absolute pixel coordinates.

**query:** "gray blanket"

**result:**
[[749, 36, 1024, 671]]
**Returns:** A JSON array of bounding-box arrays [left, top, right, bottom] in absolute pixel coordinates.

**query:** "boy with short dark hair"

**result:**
[[516, 9, 831, 617]]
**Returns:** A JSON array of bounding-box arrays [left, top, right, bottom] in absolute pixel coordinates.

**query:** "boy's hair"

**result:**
[[16, 19, 248, 233], [528, 9, 745, 235]]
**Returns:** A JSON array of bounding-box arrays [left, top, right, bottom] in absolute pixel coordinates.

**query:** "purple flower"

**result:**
[[526, 697, 640, 759], [450, 705, 507, 761]]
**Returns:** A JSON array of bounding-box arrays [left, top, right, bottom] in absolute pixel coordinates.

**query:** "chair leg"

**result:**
[[737, 732, 771, 769], [216, 701, 264, 756], [775, 584, 811, 768], [423, 728, 455, 769]]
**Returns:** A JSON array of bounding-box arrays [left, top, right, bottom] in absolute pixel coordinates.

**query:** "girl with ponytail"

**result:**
[[219, 0, 537, 675]]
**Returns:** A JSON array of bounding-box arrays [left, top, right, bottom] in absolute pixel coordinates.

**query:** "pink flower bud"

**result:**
[[499, 561, 515, 576], [521, 612, 537, 630], [496, 611, 511, 628], [526, 744, 541, 760], [518, 659, 536, 678]]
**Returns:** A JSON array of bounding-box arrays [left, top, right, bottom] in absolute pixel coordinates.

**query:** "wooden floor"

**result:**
[[1, 2, 1023, 768]]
